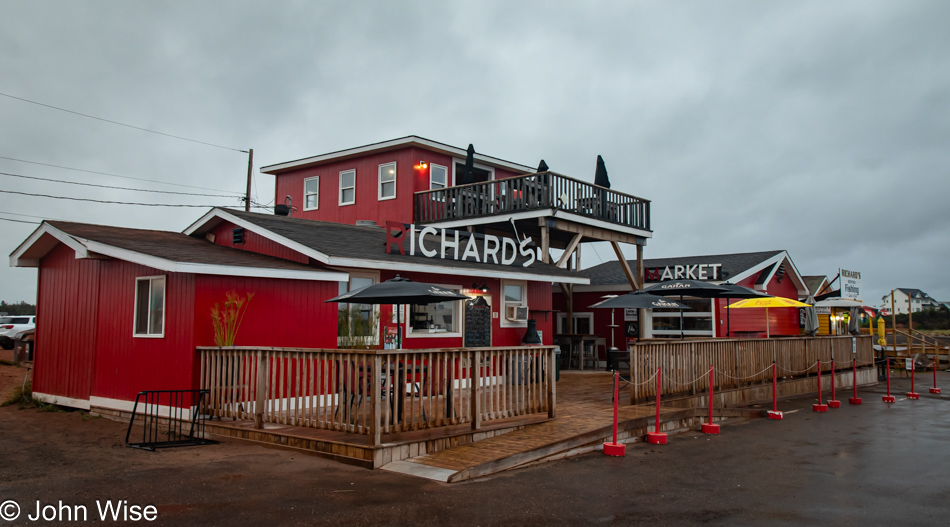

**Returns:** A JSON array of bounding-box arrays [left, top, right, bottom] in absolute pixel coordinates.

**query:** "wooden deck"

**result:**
[[199, 370, 762, 481]]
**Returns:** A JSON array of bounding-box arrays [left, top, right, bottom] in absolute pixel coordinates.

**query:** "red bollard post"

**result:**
[[908, 358, 920, 399], [646, 367, 667, 444], [702, 365, 720, 434], [848, 358, 862, 405], [883, 358, 896, 403], [768, 361, 783, 420], [603, 371, 626, 456], [813, 360, 828, 412], [931, 351, 942, 394], [828, 359, 841, 408]]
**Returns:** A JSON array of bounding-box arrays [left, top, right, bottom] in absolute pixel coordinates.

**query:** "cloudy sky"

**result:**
[[1, 1, 947, 308]]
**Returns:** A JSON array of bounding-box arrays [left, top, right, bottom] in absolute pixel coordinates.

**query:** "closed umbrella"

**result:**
[[459, 144, 476, 185], [803, 294, 820, 337], [594, 155, 611, 188], [325, 275, 470, 349], [725, 297, 811, 338], [848, 307, 861, 335]]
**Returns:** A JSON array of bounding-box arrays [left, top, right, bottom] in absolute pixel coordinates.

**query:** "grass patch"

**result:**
[[1, 382, 67, 412], [0, 359, 18, 366]]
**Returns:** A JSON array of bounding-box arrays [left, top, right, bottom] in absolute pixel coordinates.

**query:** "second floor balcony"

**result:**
[[413, 172, 652, 233]]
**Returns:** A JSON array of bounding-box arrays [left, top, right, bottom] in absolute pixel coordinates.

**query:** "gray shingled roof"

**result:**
[[48, 221, 323, 272], [577, 250, 784, 286], [223, 209, 584, 281], [802, 275, 830, 296]]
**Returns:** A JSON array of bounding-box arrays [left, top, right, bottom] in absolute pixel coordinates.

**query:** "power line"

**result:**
[[0, 91, 248, 153], [0, 170, 238, 198], [0, 210, 62, 220], [0, 155, 245, 195], [0, 216, 39, 225], [0, 189, 243, 208]]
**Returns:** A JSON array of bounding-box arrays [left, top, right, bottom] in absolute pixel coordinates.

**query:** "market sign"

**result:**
[[385, 222, 537, 268], [840, 268, 862, 301], [645, 263, 723, 282]]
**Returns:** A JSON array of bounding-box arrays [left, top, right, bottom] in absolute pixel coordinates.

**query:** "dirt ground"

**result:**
[[2, 362, 949, 526]]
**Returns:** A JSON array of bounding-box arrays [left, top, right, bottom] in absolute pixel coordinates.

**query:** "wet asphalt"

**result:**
[[3, 372, 949, 526]]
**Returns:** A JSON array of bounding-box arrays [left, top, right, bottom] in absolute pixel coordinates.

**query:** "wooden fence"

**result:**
[[629, 336, 873, 403], [197, 346, 556, 445]]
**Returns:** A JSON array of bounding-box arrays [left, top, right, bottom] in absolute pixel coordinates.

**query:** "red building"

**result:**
[[558, 250, 809, 361], [13, 135, 659, 412]]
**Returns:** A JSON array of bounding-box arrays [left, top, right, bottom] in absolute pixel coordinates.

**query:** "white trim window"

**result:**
[[339, 169, 356, 206], [406, 284, 463, 338], [430, 163, 448, 190], [500, 279, 528, 327], [378, 162, 396, 201], [303, 176, 320, 210], [134, 276, 165, 337], [337, 272, 379, 346]]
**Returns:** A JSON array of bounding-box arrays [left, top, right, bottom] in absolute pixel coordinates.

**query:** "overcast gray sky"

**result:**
[[1, 1, 947, 308]]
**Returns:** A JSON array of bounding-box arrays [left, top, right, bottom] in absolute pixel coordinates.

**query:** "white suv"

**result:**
[[0, 315, 35, 349]]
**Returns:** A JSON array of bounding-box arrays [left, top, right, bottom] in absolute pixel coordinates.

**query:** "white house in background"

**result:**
[[881, 288, 939, 314]]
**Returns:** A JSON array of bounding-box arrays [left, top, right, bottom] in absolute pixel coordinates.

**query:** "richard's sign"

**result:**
[[385, 222, 536, 267], [840, 268, 862, 301]]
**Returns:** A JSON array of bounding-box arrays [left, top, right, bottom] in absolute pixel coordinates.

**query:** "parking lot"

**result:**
[[1, 363, 948, 526]]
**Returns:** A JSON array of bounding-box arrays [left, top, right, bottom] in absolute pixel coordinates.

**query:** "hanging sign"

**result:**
[[624, 308, 638, 321], [840, 268, 862, 301]]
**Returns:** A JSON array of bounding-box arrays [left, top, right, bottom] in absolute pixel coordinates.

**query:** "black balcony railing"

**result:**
[[413, 172, 651, 231]]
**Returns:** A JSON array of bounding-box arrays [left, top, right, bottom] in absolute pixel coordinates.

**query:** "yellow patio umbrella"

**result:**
[[725, 297, 811, 338]]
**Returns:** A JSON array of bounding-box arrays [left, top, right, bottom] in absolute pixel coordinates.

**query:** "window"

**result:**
[[337, 273, 378, 345], [339, 170, 355, 206], [501, 280, 527, 327], [134, 276, 165, 337], [406, 285, 463, 338], [430, 164, 448, 190], [378, 162, 396, 200], [648, 297, 713, 338], [557, 313, 594, 334], [304, 176, 320, 210]]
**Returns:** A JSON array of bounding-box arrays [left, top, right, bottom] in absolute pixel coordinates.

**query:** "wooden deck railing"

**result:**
[[197, 346, 557, 445], [628, 336, 874, 403], [414, 171, 651, 231]]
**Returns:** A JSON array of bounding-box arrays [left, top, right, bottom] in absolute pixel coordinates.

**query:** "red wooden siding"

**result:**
[[33, 244, 100, 402], [274, 145, 530, 226], [716, 273, 801, 337], [91, 260, 197, 401], [193, 275, 339, 349], [209, 220, 309, 264]]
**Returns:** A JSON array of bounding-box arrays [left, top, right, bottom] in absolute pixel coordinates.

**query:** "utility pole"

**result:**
[[245, 148, 254, 212]]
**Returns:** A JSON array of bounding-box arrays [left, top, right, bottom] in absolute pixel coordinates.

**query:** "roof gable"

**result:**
[[11, 221, 347, 282], [185, 208, 590, 284]]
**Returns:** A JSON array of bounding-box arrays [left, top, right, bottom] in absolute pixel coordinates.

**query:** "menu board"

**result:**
[[464, 297, 492, 348]]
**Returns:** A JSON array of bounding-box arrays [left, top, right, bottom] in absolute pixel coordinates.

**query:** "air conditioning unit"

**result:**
[[506, 305, 529, 322]]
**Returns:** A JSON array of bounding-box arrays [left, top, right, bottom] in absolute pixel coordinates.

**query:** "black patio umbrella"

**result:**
[[325, 275, 470, 349], [537, 159, 549, 172], [588, 291, 692, 310], [641, 280, 729, 338], [716, 283, 771, 337], [594, 155, 611, 189], [459, 144, 476, 185]]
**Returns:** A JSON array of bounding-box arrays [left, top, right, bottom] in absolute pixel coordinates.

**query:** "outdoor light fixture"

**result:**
[[419, 161, 428, 169], [471, 282, 490, 293]]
